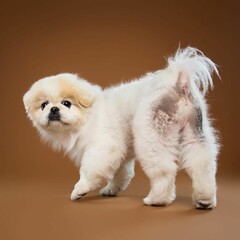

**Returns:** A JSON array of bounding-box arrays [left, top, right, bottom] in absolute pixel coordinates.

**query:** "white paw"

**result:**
[[70, 188, 87, 201], [143, 192, 175, 206], [195, 199, 216, 210], [143, 196, 169, 206], [99, 185, 120, 197], [193, 192, 216, 210]]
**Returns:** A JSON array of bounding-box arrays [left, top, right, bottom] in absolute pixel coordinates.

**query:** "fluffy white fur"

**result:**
[[23, 47, 220, 209]]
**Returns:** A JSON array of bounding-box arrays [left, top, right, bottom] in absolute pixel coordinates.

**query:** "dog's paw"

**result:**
[[195, 199, 216, 210], [143, 196, 171, 206], [70, 188, 87, 201], [99, 185, 119, 197], [193, 192, 216, 210], [143, 189, 176, 206]]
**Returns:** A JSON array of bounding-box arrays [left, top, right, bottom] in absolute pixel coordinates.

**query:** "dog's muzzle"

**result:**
[[48, 107, 61, 121]]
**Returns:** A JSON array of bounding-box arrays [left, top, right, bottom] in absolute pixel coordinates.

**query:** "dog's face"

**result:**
[[23, 73, 99, 133]]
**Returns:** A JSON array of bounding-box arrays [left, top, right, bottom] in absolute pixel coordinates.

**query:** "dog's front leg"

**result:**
[[70, 147, 124, 201], [70, 170, 95, 200]]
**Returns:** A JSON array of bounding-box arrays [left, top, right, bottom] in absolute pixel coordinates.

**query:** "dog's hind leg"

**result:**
[[182, 135, 218, 210], [137, 143, 178, 206]]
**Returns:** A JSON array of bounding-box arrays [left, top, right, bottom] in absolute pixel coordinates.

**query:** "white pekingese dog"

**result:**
[[23, 47, 220, 209]]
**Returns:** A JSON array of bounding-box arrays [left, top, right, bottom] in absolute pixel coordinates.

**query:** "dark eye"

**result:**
[[61, 100, 72, 108], [41, 101, 49, 110]]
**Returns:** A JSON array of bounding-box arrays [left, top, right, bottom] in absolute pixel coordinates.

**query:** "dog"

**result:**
[[23, 47, 220, 209]]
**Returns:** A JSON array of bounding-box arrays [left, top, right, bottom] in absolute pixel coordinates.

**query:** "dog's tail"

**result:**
[[167, 47, 220, 95]]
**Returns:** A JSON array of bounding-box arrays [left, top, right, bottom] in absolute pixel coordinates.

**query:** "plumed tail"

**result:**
[[167, 47, 220, 95]]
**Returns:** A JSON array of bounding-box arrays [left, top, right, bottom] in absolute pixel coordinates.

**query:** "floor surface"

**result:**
[[1, 170, 239, 240]]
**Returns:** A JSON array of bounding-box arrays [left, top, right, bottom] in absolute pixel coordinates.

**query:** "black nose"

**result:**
[[50, 107, 59, 113]]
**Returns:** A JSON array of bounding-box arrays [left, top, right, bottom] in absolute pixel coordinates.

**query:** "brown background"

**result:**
[[0, 0, 239, 239]]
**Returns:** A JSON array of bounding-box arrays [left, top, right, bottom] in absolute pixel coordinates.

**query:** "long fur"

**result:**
[[23, 47, 220, 209], [168, 47, 220, 94]]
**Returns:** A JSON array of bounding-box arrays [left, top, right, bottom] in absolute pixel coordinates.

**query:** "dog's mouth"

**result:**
[[48, 113, 69, 126], [48, 113, 61, 121]]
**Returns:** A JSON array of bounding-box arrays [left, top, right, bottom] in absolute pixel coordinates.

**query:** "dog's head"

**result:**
[[23, 73, 100, 134]]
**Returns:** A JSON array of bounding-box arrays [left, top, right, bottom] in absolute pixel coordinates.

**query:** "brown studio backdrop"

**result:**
[[0, 0, 239, 180], [1, 1, 240, 240]]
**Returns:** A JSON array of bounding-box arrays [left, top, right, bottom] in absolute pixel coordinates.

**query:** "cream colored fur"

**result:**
[[23, 47, 220, 209]]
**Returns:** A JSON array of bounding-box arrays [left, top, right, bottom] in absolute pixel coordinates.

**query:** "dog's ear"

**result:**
[[76, 88, 94, 108], [58, 74, 99, 108], [72, 76, 97, 108], [23, 90, 31, 113]]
